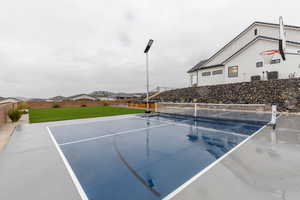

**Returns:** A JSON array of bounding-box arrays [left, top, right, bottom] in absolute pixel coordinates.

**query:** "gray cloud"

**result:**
[[0, 0, 299, 98]]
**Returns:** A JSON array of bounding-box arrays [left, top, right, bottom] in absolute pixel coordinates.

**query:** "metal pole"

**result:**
[[146, 52, 149, 112]]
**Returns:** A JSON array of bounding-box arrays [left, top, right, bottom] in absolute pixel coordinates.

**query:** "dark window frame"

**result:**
[[271, 59, 280, 64], [228, 66, 238, 78], [202, 71, 211, 76], [254, 28, 258, 35], [212, 69, 223, 75], [256, 61, 263, 68]]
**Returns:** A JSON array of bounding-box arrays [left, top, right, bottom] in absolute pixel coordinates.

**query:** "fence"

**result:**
[[27, 100, 129, 109]]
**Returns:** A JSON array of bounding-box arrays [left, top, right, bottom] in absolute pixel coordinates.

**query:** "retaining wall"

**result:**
[[156, 78, 300, 112]]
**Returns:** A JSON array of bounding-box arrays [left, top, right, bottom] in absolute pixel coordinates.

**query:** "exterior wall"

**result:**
[[204, 25, 258, 66], [258, 24, 300, 42], [189, 72, 198, 86], [194, 39, 300, 86], [223, 39, 300, 84], [197, 66, 225, 86], [202, 23, 300, 68]]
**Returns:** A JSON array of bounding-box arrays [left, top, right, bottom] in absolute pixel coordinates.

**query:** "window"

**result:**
[[202, 71, 211, 76], [212, 69, 223, 75], [256, 61, 263, 68], [228, 66, 238, 77], [271, 59, 280, 64], [254, 28, 258, 36]]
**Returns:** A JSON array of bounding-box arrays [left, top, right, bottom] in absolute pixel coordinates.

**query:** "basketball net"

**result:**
[[260, 50, 280, 66]]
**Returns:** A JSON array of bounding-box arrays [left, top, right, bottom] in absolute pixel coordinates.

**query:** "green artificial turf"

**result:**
[[29, 106, 145, 123]]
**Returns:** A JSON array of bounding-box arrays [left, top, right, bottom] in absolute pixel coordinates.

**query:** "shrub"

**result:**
[[17, 102, 29, 110], [103, 101, 110, 106], [53, 104, 60, 108], [8, 109, 22, 122], [81, 105, 87, 107]]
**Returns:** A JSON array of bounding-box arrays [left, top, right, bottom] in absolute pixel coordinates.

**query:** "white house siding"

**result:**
[[257, 24, 300, 42], [189, 71, 198, 86], [223, 39, 300, 84], [197, 67, 225, 86], [203, 24, 300, 68], [204, 25, 258, 67]]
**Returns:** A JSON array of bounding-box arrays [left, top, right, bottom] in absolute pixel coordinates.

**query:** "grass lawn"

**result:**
[[29, 106, 145, 123]]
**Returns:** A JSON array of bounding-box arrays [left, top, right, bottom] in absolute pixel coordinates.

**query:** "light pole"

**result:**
[[144, 39, 154, 113]]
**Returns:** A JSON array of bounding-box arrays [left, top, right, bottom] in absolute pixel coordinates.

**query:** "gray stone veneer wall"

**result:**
[[156, 78, 300, 112]]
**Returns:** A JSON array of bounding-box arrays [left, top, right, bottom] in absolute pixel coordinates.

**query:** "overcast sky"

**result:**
[[0, 0, 299, 98]]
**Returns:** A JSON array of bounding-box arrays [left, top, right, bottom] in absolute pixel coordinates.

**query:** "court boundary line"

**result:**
[[162, 114, 282, 200], [57, 123, 171, 146], [47, 114, 141, 128], [136, 116, 248, 138], [47, 127, 89, 200]]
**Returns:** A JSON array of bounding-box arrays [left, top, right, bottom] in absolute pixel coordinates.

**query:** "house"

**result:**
[[68, 94, 97, 101], [188, 21, 300, 86], [97, 96, 116, 101]]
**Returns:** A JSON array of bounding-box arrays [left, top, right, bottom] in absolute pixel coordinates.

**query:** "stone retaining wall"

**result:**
[[156, 78, 300, 112]]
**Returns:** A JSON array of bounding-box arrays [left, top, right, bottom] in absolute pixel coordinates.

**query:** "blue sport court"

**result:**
[[48, 112, 266, 200]]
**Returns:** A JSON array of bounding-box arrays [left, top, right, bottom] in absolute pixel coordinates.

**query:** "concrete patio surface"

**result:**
[[0, 114, 299, 200], [0, 114, 28, 152]]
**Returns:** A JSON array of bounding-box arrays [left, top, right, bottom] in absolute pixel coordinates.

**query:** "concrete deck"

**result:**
[[0, 114, 299, 200], [167, 114, 300, 200], [0, 114, 28, 152]]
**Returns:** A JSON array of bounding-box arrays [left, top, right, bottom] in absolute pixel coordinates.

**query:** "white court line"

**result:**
[[58, 123, 171, 146], [47, 114, 141, 128], [137, 116, 248, 138], [47, 127, 89, 200], [163, 114, 282, 200]]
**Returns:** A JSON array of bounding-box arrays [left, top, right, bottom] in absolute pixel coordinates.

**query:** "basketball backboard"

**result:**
[[261, 16, 300, 65], [279, 16, 286, 60]]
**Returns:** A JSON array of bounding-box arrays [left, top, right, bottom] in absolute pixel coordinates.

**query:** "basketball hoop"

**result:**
[[260, 50, 280, 65]]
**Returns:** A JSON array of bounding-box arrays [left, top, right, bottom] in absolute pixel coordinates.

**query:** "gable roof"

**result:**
[[223, 36, 300, 64], [187, 59, 208, 73], [188, 21, 300, 73]]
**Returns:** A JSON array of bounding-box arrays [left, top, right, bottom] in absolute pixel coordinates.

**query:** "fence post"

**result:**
[[194, 103, 197, 118]]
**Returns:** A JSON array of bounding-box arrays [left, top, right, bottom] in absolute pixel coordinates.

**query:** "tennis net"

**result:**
[[155, 102, 276, 125]]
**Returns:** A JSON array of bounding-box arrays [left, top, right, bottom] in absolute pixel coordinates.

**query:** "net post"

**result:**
[[194, 103, 197, 119], [271, 105, 277, 129]]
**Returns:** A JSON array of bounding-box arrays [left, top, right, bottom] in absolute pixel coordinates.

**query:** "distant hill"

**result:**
[[2, 91, 146, 102]]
